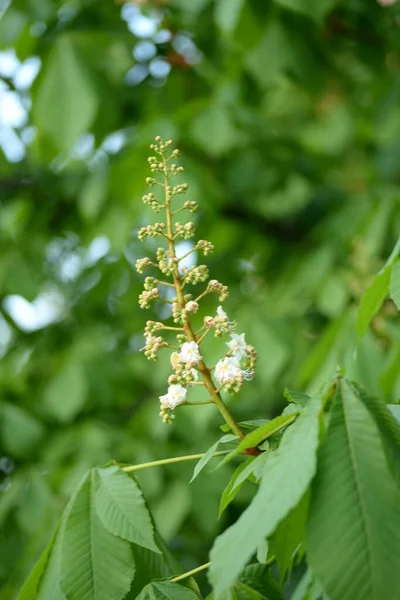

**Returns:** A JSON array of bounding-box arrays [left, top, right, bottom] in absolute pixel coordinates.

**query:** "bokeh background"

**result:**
[[1, 0, 400, 597]]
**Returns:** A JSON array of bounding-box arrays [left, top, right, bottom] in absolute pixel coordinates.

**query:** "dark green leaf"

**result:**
[[307, 379, 400, 600], [219, 458, 254, 518], [135, 580, 201, 600], [60, 472, 135, 600]]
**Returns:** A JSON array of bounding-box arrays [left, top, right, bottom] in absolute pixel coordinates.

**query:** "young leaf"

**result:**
[[356, 265, 392, 337], [219, 414, 298, 467], [219, 458, 254, 518], [190, 435, 237, 482], [135, 580, 201, 600], [283, 388, 310, 408], [390, 259, 400, 309], [94, 466, 159, 552], [209, 392, 323, 596], [220, 420, 270, 433], [307, 379, 400, 600], [60, 471, 135, 600]]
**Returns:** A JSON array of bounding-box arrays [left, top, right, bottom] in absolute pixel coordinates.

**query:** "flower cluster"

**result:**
[[136, 136, 257, 424]]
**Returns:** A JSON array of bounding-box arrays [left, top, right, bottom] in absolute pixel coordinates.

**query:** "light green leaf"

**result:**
[[388, 404, 400, 422], [209, 393, 323, 596], [16, 530, 56, 600], [214, 0, 245, 37], [256, 539, 268, 565], [307, 379, 400, 600], [220, 420, 269, 433], [42, 362, 87, 422], [390, 259, 400, 309], [37, 528, 67, 600], [190, 435, 237, 482], [94, 466, 159, 552], [356, 265, 392, 337], [60, 472, 135, 600], [283, 389, 310, 408], [136, 580, 201, 600], [78, 168, 108, 222], [231, 453, 268, 492], [220, 414, 298, 467], [33, 34, 98, 150], [246, 23, 292, 87], [273, 0, 338, 22], [1, 403, 45, 459], [219, 458, 254, 518]]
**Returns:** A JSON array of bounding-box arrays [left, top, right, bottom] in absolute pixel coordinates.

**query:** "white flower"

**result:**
[[170, 352, 181, 370], [215, 356, 242, 384], [159, 384, 187, 409], [185, 301, 199, 314], [227, 333, 247, 360], [179, 341, 201, 364], [217, 305, 227, 318]]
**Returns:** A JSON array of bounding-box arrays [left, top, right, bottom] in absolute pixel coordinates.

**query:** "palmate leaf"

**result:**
[[356, 265, 392, 337], [219, 458, 254, 518], [135, 580, 201, 600], [94, 466, 159, 552], [307, 379, 400, 600], [209, 392, 324, 597], [60, 472, 135, 600]]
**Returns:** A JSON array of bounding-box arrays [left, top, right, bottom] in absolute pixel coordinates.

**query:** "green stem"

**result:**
[[122, 450, 230, 473], [170, 562, 211, 583]]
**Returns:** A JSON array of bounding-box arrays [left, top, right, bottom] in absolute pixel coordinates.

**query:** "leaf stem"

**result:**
[[170, 562, 211, 583], [121, 450, 230, 473]]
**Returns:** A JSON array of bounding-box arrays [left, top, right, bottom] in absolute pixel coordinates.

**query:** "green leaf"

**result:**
[[353, 383, 400, 491], [273, 0, 338, 23], [16, 530, 56, 600], [220, 420, 269, 433], [60, 471, 135, 600], [220, 414, 298, 467], [0, 403, 45, 459], [246, 23, 292, 87], [219, 458, 254, 518], [33, 34, 98, 150], [356, 265, 392, 337], [136, 580, 201, 600], [307, 379, 400, 600], [209, 392, 323, 596], [94, 466, 159, 552], [126, 531, 185, 598], [37, 528, 67, 600], [190, 435, 237, 482], [283, 389, 310, 408], [239, 564, 283, 600], [390, 259, 400, 309], [388, 404, 400, 422], [269, 491, 309, 580], [42, 362, 87, 422], [214, 0, 245, 37]]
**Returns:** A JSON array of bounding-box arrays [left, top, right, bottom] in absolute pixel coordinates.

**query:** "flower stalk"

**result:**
[[137, 137, 260, 453]]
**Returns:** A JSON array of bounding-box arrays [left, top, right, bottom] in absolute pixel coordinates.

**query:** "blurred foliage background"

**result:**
[[0, 0, 400, 597]]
